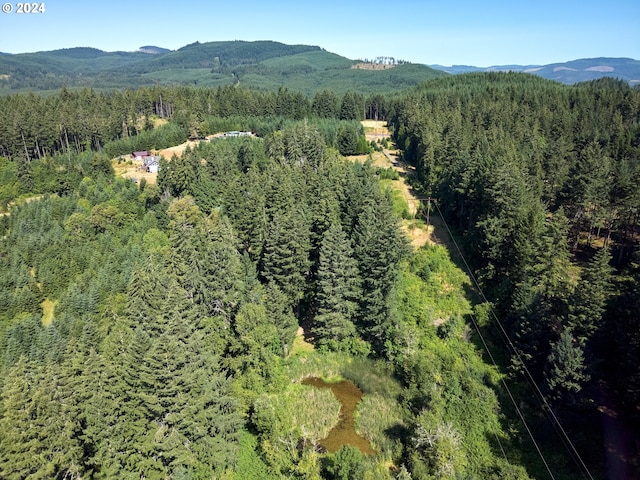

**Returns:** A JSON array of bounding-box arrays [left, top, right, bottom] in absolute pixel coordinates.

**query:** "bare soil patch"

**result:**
[[352, 63, 396, 71], [401, 220, 434, 249], [112, 159, 157, 184], [157, 139, 202, 159], [113, 136, 211, 184], [352, 121, 439, 249]]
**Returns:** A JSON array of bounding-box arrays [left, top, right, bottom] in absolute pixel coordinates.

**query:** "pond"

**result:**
[[301, 377, 375, 455]]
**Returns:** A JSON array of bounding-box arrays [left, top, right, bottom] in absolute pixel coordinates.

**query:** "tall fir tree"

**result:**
[[352, 194, 407, 353], [568, 247, 613, 345], [0, 358, 84, 479], [544, 329, 589, 410], [313, 222, 362, 351], [260, 209, 311, 310]]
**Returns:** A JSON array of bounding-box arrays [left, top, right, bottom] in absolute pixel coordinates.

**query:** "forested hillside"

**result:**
[[391, 73, 640, 478], [0, 40, 445, 95], [430, 57, 640, 85], [0, 73, 638, 479]]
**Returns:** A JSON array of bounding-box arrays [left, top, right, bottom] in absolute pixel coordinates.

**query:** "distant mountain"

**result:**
[[0, 40, 446, 95], [430, 57, 640, 85], [2, 42, 638, 94]]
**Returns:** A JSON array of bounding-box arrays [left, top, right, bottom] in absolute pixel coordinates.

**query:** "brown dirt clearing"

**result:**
[[353, 121, 439, 249], [112, 159, 157, 184], [113, 136, 211, 183], [157, 139, 203, 159]]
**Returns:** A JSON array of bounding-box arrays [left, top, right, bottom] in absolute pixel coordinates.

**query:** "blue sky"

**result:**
[[0, 0, 638, 66]]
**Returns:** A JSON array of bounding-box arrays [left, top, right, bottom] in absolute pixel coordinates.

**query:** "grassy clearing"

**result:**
[[157, 139, 202, 159], [41, 299, 56, 326], [339, 356, 402, 398], [112, 158, 157, 184], [380, 179, 412, 219], [355, 394, 407, 457], [401, 218, 434, 249], [349, 150, 389, 167], [288, 328, 314, 357], [362, 120, 390, 137], [285, 350, 345, 383]]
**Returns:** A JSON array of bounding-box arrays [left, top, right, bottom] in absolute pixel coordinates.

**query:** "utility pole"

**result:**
[[411, 197, 435, 227]]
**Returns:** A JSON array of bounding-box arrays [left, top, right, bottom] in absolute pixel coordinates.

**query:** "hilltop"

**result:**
[[430, 57, 640, 85], [0, 40, 446, 95], [3, 40, 636, 95]]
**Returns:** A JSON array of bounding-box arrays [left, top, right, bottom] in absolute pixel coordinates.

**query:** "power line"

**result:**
[[405, 197, 519, 468], [425, 198, 595, 480]]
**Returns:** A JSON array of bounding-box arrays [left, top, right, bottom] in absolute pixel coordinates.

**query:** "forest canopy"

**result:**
[[0, 73, 639, 479]]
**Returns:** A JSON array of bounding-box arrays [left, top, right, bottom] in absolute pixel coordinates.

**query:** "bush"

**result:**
[[376, 166, 399, 180]]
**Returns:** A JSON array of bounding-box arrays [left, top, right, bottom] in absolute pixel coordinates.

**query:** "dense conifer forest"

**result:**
[[0, 74, 638, 479]]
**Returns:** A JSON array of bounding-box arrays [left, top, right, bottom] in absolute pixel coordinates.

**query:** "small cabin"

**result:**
[[143, 156, 161, 173]]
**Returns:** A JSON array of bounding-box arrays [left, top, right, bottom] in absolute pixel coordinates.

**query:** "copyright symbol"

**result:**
[[1, 3, 12, 13]]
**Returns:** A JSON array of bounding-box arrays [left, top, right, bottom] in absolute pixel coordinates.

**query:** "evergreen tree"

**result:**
[[260, 209, 311, 309], [533, 208, 573, 321], [96, 325, 155, 477], [544, 329, 589, 409], [0, 359, 84, 479], [603, 253, 640, 420], [0, 358, 46, 478], [568, 247, 613, 345], [100, 262, 242, 478], [474, 160, 545, 305], [508, 281, 552, 379], [337, 124, 360, 156], [313, 222, 361, 351], [352, 194, 407, 352], [166, 196, 245, 321], [16, 157, 33, 193], [282, 121, 326, 170], [307, 168, 342, 265], [312, 90, 339, 119], [138, 300, 241, 477], [563, 141, 613, 247], [339, 91, 363, 121], [263, 282, 299, 356], [224, 168, 267, 260]]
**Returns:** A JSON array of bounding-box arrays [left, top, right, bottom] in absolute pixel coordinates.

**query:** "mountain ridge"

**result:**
[[1, 40, 638, 93], [430, 57, 640, 85], [0, 40, 446, 95]]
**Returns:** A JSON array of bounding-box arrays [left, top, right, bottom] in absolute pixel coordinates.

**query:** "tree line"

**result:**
[[0, 85, 391, 162]]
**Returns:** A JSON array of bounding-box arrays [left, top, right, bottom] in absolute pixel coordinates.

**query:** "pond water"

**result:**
[[301, 377, 375, 455]]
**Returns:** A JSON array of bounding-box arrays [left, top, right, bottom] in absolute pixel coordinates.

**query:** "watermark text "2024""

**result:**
[[2, 3, 46, 14]]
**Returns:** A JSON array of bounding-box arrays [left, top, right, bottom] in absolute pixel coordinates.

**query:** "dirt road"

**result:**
[[362, 121, 434, 249]]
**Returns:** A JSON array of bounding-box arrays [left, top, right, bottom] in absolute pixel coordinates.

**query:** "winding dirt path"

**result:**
[[362, 121, 435, 249]]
